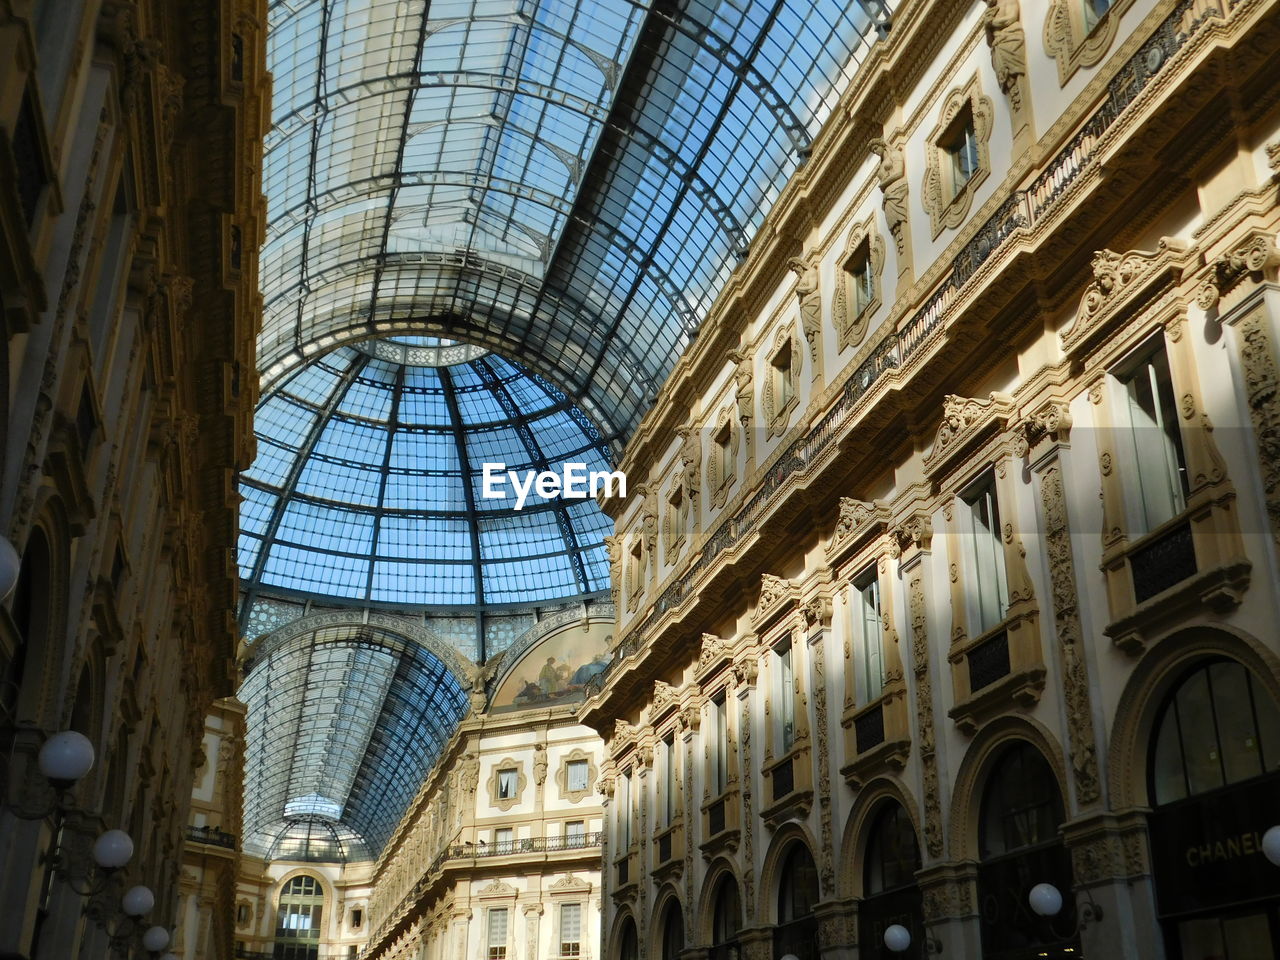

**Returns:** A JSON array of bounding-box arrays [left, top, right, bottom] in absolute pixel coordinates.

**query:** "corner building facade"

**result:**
[[0, 0, 264, 957], [582, 2, 1280, 959]]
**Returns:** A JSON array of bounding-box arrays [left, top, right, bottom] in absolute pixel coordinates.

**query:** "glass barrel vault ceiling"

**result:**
[[260, 0, 895, 439], [239, 343, 614, 609], [239, 623, 471, 859]]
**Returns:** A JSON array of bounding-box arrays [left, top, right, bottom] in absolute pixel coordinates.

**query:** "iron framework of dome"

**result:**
[[238, 341, 615, 610], [259, 0, 895, 438], [239, 622, 471, 860]]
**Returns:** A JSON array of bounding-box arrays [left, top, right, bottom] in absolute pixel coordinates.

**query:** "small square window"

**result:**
[[495, 827, 513, 853], [565, 820, 586, 844]]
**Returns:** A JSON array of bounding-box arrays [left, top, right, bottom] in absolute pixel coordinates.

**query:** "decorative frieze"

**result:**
[[1061, 240, 1191, 353], [1196, 232, 1280, 310], [922, 393, 1015, 478], [1237, 309, 1280, 547], [826, 497, 891, 565]]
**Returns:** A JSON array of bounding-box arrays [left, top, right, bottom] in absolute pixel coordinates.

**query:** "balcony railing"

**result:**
[[1130, 520, 1197, 604], [443, 832, 602, 860], [597, 0, 1220, 670], [186, 825, 236, 849]]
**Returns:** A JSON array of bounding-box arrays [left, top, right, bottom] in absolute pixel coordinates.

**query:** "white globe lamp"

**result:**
[[141, 926, 170, 952], [92, 829, 134, 870], [122, 885, 155, 918], [1263, 825, 1280, 867], [1029, 882, 1064, 918], [38, 731, 95, 787], [883, 923, 913, 952]]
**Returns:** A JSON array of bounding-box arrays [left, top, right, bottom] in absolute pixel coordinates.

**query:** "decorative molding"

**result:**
[[826, 497, 891, 566], [832, 214, 886, 352], [1236, 310, 1280, 548], [889, 511, 934, 560], [922, 76, 995, 238], [763, 323, 802, 438], [476, 879, 519, 899], [1043, 0, 1137, 86], [554, 748, 598, 804], [1061, 239, 1191, 352], [696, 632, 734, 679], [486, 758, 527, 812], [1040, 464, 1101, 806], [1196, 231, 1280, 310], [923, 392, 1015, 477], [1013, 400, 1073, 459], [708, 405, 740, 508], [751, 574, 801, 630]]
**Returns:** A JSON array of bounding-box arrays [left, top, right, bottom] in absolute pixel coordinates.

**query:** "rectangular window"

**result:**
[[488, 908, 509, 960], [495, 827, 513, 853], [715, 422, 734, 489], [711, 694, 729, 795], [629, 541, 644, 597], [962, 474, 1009, 636], [663, 735, 677, 826], [772, 339, 794, 409], [943, 107, 979, 196], [777, 641, 796, 752], [566, 758, 589, 793], [619, 769, 632, 848], [1116, 344, 1188, 535], [560, 903, 582, 958], [565, 820, 586, 845], [350, 907, 362, 929], [853, 568, 885, 705], [497, 768, 518, 800], [850, 242, 874, 315]]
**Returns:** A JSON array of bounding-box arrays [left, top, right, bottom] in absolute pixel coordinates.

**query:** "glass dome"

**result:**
[[238, 342, 615, 607]]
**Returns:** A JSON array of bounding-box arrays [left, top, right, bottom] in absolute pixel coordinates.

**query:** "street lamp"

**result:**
[[1027, 881, 1104, 930], [883, 922, 943, 954]]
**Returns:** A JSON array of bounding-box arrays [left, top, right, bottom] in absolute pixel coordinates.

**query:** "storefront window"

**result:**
[[1151, 659, 1280, 805], [660, 901, 684, 960], [976, 742, 1078, 960], [860, 801, 924, 959], [775, 844, 819, 960], [1147, 658, 1280, 960], [710, 876, 742, 959]]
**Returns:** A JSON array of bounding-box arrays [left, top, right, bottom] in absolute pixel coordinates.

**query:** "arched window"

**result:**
[[1145, 658, 1280, 958], [976, 742, 1077, 960], [660, 900, 684, 960], [860, 801, 923, 959], [865, 802, 921, 896], [710, 875, 742, 958], [1151, 658, 1280, 805], [774, 843, 819, 960], [618, 918, 639, 960], [274, 875, 324, 959], [979, 741, 1064, 859]]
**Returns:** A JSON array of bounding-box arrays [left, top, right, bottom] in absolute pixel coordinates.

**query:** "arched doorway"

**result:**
[[659, 899, 684, 960], [1146, 658, 1280, 958], [774, 842, 819, 960], [273, 875, 325, 959], [858, 800, 923, 958], [709, 873, 743, 959], [976, 741, 1078, 959]]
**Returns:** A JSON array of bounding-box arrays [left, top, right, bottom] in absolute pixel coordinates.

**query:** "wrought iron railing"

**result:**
[[1130, 520, 1197, 604], [967, 631, 1012, 693], [596, 0, 1218, 680], [442, 832, 602, 860], [186, 825, 237, 849], [854, 702, 887, 754]]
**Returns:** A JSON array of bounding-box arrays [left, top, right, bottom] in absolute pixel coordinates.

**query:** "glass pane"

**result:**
[[1178, 918, 1225, 960], [778, 644, 795, 751], [1121, 349, 1187, 534], [1176, 668, 1226, 796], [1223, 913, 1273, 960], [1152, 700, 1187, 805], [1210, 661, 1265, 786]]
